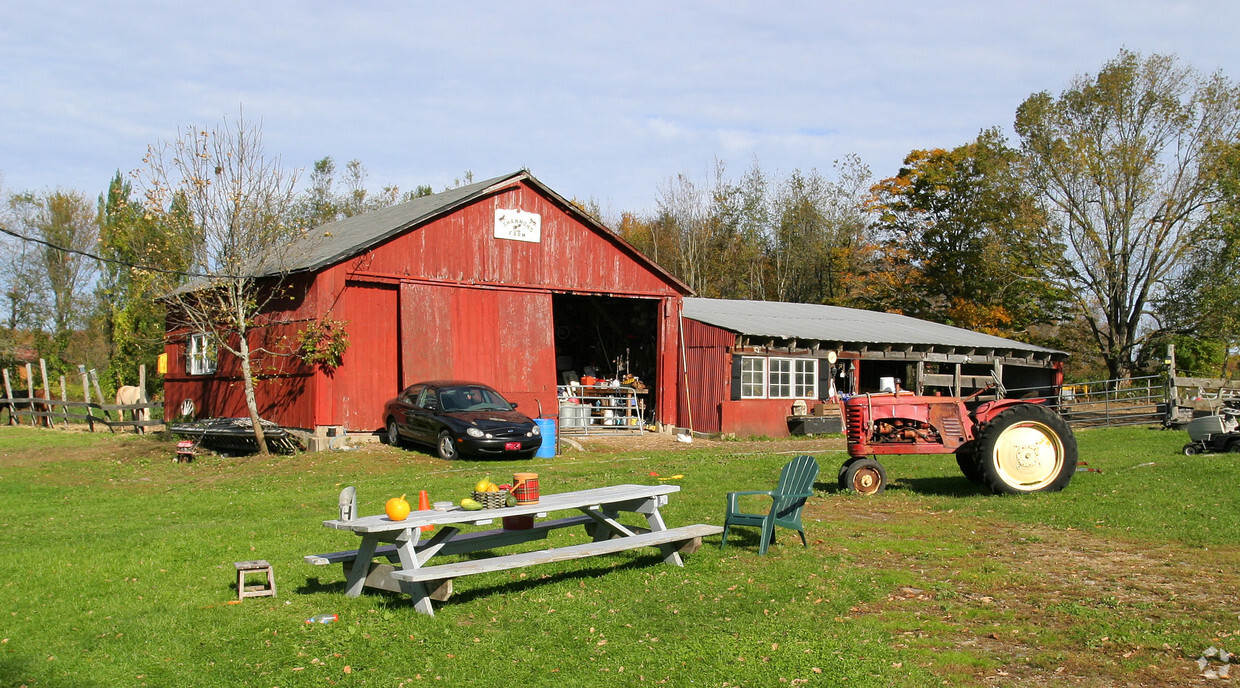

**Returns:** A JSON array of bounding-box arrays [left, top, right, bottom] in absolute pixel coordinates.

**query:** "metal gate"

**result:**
[[1008, 375, 1170, 428]]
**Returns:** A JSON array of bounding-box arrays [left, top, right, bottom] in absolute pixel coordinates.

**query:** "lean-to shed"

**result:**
[[680, 298, 1067, 438], [162, 171, 692, 438]]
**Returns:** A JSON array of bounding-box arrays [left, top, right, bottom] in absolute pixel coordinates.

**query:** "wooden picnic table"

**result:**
[[307, 483, 721, 616]]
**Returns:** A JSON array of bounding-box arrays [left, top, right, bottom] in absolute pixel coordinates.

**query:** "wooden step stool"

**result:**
[[234, 560, 276, 601]]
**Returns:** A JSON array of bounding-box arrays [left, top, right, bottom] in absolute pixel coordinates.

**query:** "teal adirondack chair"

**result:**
[[721, 455, 820, 555]]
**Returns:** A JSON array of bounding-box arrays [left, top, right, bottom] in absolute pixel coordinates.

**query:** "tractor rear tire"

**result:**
[[974, 404, 1076, 495], [955, 444, 983, 484]]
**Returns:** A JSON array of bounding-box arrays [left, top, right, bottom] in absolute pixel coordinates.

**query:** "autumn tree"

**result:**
[[140, 112, 305, 454], [97, 171, 195, 388], [867, 129, 1064, 336], [1015, 49, 1240, 378], [768, 156, 874, 305], [1158, 141, 1240, 376]]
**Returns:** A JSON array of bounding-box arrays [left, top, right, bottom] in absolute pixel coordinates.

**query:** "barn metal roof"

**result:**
[[682, 297, 1063, 356]]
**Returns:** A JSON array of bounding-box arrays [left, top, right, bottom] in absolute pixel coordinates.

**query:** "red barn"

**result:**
[[163, 171, 692, 439]]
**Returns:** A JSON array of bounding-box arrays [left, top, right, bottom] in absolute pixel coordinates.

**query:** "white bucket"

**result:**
[[879, 377, 896, 393]]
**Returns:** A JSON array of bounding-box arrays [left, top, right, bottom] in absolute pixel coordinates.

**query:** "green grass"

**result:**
[[0, 425, 1236, 686]]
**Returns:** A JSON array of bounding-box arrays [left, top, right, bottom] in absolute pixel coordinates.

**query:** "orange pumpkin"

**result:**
[[385, 494, 411, 521]]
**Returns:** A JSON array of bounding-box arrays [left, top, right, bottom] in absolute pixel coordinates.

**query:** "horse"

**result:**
[[116, 385, 147, 423]]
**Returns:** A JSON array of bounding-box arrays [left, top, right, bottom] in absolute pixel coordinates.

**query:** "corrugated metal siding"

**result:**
[[678, 316, 736, 433]]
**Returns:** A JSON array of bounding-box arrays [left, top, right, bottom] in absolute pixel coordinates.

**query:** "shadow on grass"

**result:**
[[814, 476, 986, 497], [0, 655, 107, 688], [297, 553, 711, 610], [891, 476, 987, 497]]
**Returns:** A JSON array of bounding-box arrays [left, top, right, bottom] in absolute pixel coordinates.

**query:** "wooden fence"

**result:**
[[0, 360, 162, 434]]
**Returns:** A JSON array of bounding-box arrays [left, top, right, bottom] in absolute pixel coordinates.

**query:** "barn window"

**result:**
[[740, 357, 766, 398], [738, 356, 817, 399], [187, 333, 217, 376], [768, 358, 817, 398]]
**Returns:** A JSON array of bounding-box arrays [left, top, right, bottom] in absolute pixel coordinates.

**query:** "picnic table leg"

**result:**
[[586, 508, 637, 542], [642, 508, 684, 567], [391, 528, 436, 616], [343, 535, 380, 597]]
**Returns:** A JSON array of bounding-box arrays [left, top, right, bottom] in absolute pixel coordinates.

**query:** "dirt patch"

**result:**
[[808, 497, 1240, 686], [567, 430, 846, 455]]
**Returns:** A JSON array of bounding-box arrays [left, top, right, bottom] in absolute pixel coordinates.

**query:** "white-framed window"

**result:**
[[769, 358, 793, 398], [187, 333, 217, 376], [740, 357, 766, 398], [793, 358, 817, 398], [738, 356, 818, 399]]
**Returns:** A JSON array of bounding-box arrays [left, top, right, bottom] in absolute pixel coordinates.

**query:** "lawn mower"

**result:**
[[1182, 404, 1240, 455]]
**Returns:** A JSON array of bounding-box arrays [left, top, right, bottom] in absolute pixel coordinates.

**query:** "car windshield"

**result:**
[[438, 386, 513, 413]]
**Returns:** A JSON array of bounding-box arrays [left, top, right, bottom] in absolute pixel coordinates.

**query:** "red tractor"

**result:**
[[839, 388, 1077, 495]]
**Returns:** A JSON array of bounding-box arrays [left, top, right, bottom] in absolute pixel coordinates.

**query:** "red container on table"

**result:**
[[502, 515, 534, 530], [512, 472, 539, 505]]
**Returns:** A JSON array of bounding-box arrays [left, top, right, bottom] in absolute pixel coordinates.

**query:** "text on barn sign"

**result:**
[[494, 208, 541, 243]]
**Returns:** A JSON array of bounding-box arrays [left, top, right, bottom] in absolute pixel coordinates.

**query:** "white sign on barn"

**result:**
[[494, 208, 542, 243]]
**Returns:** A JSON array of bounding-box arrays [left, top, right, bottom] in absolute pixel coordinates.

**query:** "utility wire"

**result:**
[[0, 223, 216, 280]]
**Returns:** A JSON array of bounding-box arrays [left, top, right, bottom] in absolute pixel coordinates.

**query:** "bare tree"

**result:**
[[140, 112, 304, 455]]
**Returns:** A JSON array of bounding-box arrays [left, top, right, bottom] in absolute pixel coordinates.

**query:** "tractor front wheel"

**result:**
[[842, 458, 887, 495], [974, 404, 1077, 494]]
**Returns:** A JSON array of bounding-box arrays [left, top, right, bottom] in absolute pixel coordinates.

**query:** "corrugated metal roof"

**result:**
[[682, 297, 1063, 356]]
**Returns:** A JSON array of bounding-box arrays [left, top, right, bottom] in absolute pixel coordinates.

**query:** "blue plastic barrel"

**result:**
[[534, 418, 556, 458]]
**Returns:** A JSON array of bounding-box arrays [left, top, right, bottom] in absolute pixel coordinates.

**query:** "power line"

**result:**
[[0, 224, 214, 279]]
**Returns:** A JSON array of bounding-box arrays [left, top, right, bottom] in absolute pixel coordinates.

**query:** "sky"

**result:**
[[4, 1, 1240, 220]]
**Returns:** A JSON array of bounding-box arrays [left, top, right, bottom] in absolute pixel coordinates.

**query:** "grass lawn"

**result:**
[[0, 424, 1236, 687]]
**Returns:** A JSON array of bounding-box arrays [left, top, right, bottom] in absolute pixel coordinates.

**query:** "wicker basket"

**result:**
[[471, 489, 510, 509]]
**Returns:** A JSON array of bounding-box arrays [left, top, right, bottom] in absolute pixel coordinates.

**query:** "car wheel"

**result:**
[[386, 419, 402, 447], [437, 430, 459, 460]]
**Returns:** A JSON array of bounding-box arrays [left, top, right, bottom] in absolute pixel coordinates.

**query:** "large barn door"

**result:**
[[336, 282, 399, 431], [400, 283, 555, 412]]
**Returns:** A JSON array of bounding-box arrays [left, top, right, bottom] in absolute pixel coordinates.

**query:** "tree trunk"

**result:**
[[236, 334, 270, 456]]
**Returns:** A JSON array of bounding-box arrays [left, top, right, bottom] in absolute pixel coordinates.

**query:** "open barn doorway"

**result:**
[[551, 294, 660, 426]]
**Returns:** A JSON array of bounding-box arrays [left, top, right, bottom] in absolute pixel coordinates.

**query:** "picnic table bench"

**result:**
[[307, 484, 721, 616]]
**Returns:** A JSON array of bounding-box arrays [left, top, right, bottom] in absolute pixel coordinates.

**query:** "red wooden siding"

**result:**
[[351, 185, 678, 297], [398, 282, 556, 416], [333, 282, 400, 431]]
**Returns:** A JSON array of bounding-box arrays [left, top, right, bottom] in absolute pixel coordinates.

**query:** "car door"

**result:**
[[409, 386, 440, 443], [391, 384, 423, 439]]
